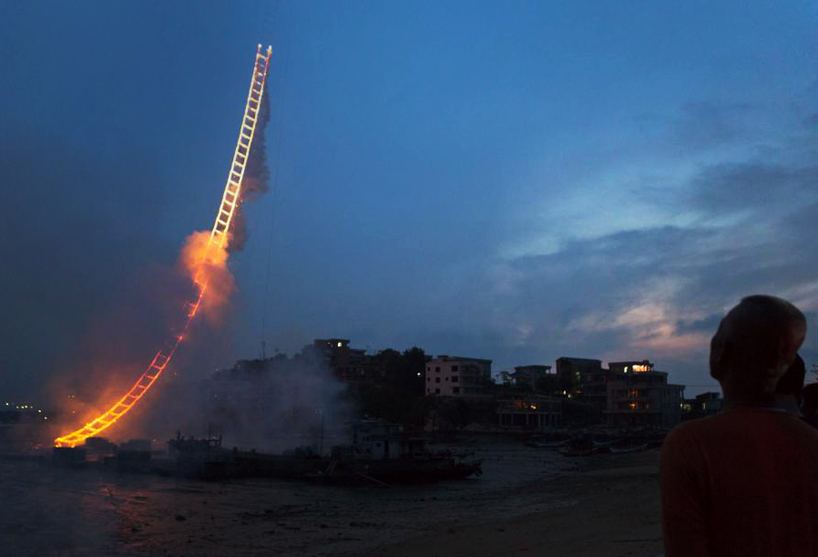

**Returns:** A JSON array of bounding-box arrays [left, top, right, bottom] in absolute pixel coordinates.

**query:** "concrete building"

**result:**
[[425, 355, 492, 398], [604, 364, 684, 427], [555, 357, 603, 396], [682, 392, 723, 420], [497, 395, 562, 430], [510, 364, 553, 390], [307, 338, 375, 385]]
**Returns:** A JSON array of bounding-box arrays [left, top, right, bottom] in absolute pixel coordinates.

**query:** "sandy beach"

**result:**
[[0, 443, 663, 557]]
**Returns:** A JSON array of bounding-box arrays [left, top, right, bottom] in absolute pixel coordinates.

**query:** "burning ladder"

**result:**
[[210, 45, 272, 249], [54, 45, 273, 448]]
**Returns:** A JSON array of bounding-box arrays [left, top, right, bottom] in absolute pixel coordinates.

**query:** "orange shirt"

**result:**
[[661, 408, 818, 557]]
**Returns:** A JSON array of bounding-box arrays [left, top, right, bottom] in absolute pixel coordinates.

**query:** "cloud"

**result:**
[[689, 162, 818, 216], [473, 99, 818, 391]]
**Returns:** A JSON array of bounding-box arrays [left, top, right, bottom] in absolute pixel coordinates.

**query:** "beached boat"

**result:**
[[313, 421, 483, 485]]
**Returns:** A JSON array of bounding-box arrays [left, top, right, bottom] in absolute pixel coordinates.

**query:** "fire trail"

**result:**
[[54, 45, 273, 448]]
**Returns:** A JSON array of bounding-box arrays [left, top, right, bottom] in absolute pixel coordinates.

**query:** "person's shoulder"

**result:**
[[662, 419, 708, 455], [783, 413, 818, 440], [662, 414, 731, 455], [666, 415, 716, 441]]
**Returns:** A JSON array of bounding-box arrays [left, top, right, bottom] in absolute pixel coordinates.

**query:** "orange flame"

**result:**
[[181, 230, 234, 324]]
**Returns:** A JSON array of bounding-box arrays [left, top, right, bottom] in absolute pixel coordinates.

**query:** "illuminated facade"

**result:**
[[608, 360, 654, 373], [497, 395, 562, 430], [604, 369, 684, 427]]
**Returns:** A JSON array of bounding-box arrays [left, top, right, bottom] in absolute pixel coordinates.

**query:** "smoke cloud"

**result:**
[[144, 351, 352, 453], [229, 83, 272, 253]]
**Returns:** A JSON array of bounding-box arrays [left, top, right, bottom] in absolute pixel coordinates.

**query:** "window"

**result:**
[[435, 388, 440, 394], [435, 366, 441, 372], [435, 377, 441, 383], [452, 387, 460, 394], [426, 377, 430, 382], [452, 365, 459, 371], [444, 377, 448, 381], [451, 376, 459, 383]]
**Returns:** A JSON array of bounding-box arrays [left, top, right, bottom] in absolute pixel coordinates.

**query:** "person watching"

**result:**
[[661, 294, 816, 557]]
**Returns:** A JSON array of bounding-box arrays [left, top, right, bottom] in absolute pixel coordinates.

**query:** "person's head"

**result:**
[[775, 354, 806, 414], [710, 295, 807, 403]]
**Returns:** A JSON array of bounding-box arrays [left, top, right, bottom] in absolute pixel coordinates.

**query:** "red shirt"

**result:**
[[661, 408, 818, 557]]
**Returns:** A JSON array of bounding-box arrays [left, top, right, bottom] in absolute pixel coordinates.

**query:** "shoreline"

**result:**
[[0, 444, 663, 557]]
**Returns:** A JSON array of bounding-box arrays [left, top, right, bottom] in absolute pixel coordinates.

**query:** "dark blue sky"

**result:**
[[1, 1, 817, 400]]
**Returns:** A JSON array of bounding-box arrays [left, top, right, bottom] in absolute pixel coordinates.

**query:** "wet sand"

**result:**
[[0, 443, 662, 557], [358, 450, 663, 557]]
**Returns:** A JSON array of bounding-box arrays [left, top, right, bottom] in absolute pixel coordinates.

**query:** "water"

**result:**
[[0, 440, 575, 557]]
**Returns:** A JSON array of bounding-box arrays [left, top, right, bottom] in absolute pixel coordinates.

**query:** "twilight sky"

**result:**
[[1, 1, 817, 401]]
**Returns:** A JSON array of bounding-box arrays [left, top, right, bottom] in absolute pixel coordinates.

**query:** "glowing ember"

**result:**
[[54, 45, 273, 448]]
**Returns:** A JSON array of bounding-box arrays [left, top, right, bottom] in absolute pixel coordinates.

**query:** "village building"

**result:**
[[604, 362, 684, 427], [509, 364, 553, 390], [306, 338, 377, 386], [425, 355, 492, 398], [497, 394, 563, 430], [555, 356, 603, 397], [682, 391, 723, 420]]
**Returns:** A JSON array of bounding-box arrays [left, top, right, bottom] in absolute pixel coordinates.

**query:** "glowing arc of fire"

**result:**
[[54, 45, 273, 448]]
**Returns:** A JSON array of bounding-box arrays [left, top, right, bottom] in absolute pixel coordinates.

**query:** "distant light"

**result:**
[[417, 372, 421, 376], [337, 342, 342, 347]]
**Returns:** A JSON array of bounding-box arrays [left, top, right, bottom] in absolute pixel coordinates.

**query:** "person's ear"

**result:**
[[710, 338, 730, 379]]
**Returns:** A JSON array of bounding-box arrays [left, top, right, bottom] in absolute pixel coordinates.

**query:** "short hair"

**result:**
[[776, 354, 806, 398], [710, 295, 806, 392]]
